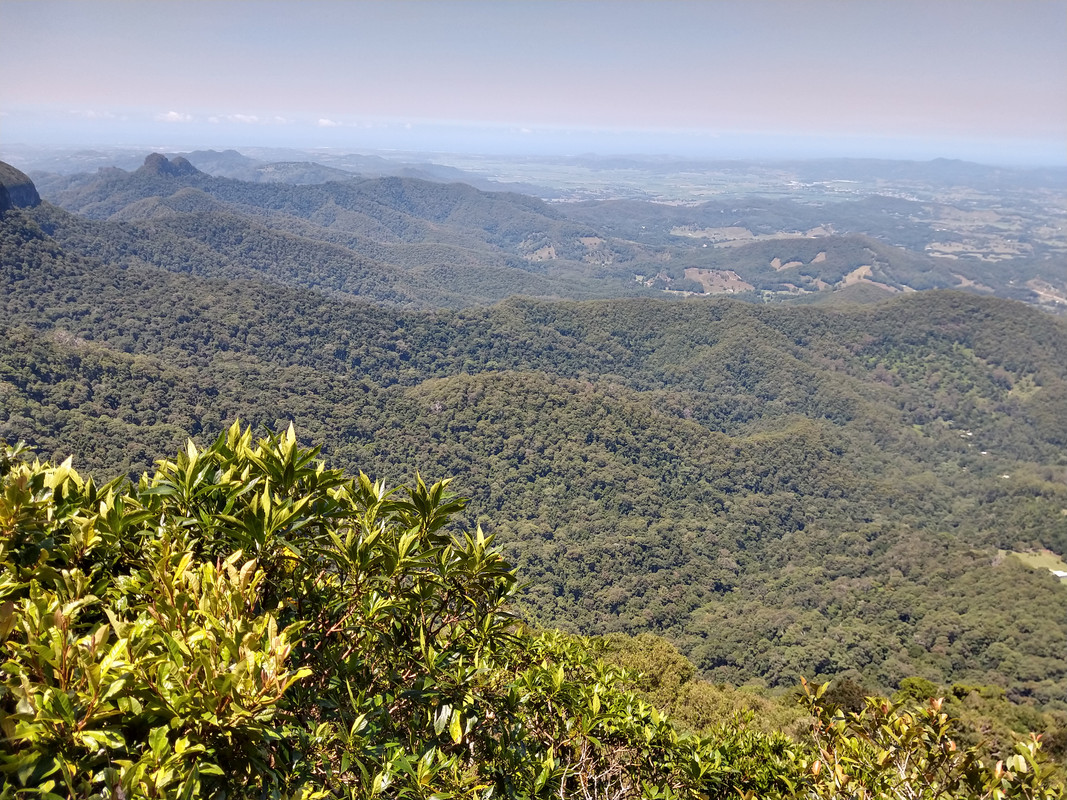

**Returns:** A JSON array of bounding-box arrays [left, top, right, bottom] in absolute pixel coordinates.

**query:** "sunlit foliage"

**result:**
[[2, 428, 1061, 798]]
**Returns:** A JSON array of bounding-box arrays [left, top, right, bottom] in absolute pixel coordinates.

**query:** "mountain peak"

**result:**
[[137, 153, 204, 178], [0, 161, 42, 213], [0, 162, 41, 216]]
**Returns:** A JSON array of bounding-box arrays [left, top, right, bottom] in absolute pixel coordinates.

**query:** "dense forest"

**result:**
[[1, 428, 1062, 798], [2, 158, 1067, 794]]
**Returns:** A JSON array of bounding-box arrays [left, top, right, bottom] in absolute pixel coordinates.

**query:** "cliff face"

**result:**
[[0, 161, 42, 212]]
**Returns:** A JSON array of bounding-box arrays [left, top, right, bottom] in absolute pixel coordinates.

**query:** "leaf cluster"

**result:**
[[796, 679, 1062, 799], [2, 425, 787, 799]]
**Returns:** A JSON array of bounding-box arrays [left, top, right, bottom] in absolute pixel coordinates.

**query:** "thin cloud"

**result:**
[[317, 118, 342, 127], [70, 109, 116, 119], [202, 112, 289, 125], [155, 110, 194, 123]]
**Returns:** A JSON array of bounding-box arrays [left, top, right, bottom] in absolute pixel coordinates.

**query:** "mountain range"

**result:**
[[2, 157, 1065, 722], [17, 152, 1062, 313]]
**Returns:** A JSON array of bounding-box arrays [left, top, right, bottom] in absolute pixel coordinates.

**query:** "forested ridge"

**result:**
[[28, 158, 645, 308], [2, 158, 1067, 793], [3, 195, 1066, 694], [30, 152, 1066, 311]]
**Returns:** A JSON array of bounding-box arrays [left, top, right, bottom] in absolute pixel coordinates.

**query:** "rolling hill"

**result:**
[[27, 152, 1067, 312], [2, 180, 1065, 711]]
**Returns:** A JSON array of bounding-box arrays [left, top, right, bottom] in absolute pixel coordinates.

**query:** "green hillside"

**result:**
[[32, 153, 1067, 312], [29, 156, 645, 307], [2, 200, 1066, 719]]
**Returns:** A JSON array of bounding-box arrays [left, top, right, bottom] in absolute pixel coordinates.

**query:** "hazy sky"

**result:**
[[3, 0, 1066, 163]]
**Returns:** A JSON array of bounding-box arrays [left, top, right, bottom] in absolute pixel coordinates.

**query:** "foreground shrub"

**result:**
[[0, 425, 1060, 799]]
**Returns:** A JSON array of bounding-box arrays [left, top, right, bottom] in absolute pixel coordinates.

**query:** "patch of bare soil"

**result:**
[[838, 265, 899, 294], [841, 265, 872, 285], [1027, 279, 1067, 306], [525, 245, 557, 262], [952, 273, 994, 292], [925, 236, 1032, 261], [684, 267, 754, 293], [772, 252, 822, 271], [671, 225, 753, 241]]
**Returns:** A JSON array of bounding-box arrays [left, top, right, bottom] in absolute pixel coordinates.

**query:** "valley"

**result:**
[[1, 149, 1065, 791], [4, 0, 1064, 792], [9, 144, 1066, 309]]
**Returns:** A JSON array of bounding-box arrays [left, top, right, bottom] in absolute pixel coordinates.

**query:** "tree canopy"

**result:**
[[1, 426, 1062, 798]]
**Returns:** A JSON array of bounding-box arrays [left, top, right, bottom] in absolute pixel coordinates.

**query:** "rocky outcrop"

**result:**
[[136, 153, 204, 178], [0, 161, 42, 213]]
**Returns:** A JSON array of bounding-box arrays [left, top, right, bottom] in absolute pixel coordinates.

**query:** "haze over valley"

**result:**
[[1, 2, 1065, 797]]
